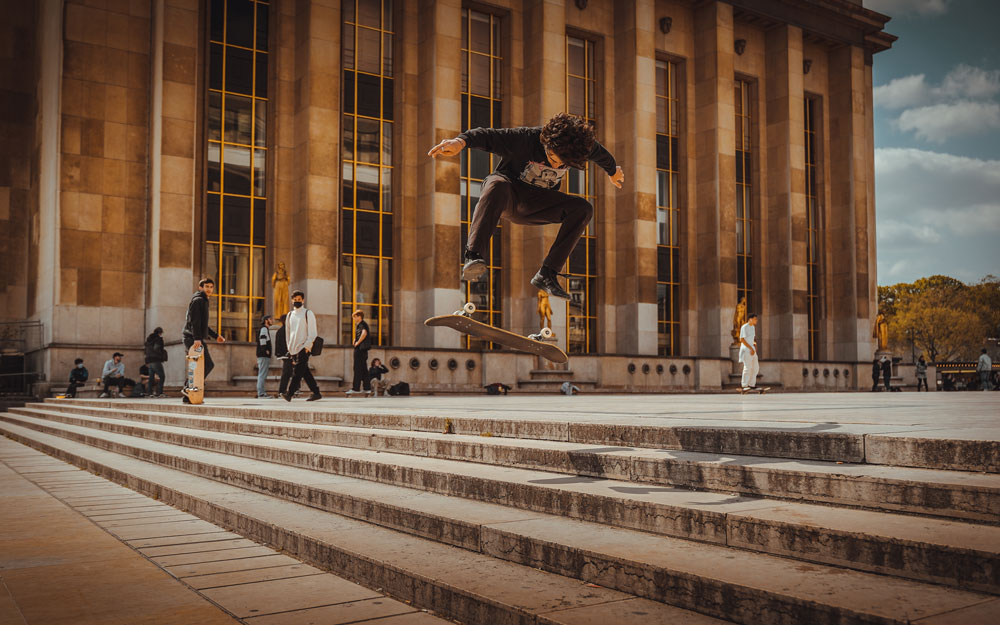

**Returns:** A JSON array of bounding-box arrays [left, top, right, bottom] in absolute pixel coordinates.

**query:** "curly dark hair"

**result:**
[[540, 113, 595, 169]]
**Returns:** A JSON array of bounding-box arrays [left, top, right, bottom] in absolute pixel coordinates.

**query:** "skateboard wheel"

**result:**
[[463, 302, 476, 315], [539, 327, 553, 339]]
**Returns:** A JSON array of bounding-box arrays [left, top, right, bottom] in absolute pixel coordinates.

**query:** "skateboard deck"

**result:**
[[184, 345, 206, 404], [739, 386, 770, 395], [425, 312, 568, 364]]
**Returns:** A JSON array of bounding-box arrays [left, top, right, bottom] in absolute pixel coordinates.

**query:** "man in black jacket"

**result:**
[[66, 358, 88, 398], [428, 113, 624, 299], [182, 278, 226, 402], [144, 327, 167, 397]]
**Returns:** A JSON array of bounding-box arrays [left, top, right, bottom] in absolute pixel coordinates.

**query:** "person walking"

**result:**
[[347, 310, 372, 396], [738, 313, 760, 393], [915, 355, 928, 392], [871, 357, 880, 392], [143, 327, 167, 398], [273, 313, 293, 398], [66, 358, 88, 398], [256, 315, 274, 398], [977, 348, 993, 391], [281, 291, 321, 402], [182, 278, 226, 403], [99, 352, 126, 398], [880, 355, 892, 392], [428, 112, 624, 299]]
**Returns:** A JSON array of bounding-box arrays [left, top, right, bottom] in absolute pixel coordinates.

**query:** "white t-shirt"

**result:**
[[739, 322, 756, 354]]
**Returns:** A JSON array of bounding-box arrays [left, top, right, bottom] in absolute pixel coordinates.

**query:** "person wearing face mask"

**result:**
[[66, 358, 88, 398], [281, 290, 321, 402], [428, 112, 624, 299], [144, 327, 167, 398]]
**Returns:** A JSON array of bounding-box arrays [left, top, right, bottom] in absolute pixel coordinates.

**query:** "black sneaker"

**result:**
[[530, 267, 570, 299], [306, 393, 322, 402], [461, 250, 487, 282], [281, 392, 292, 402]]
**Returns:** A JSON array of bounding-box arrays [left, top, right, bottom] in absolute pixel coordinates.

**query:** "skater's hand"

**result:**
[[427, 137, 465, 159], [217, 336, 226, 343], [193, 340, 203, 349], [609, 166, 624, 189]]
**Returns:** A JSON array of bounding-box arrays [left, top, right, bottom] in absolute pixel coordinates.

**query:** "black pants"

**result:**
[[883, 372, 891, 391], [103, 376, 125, 393], [278, 358, 293, 395], [288, 349, 319, 395], [183, 337, 214, 380], [916, 376, 928, 391], [871, 376, 880, 391], [467, 174, 594, 271], [353, 349, 371, 391], [67, 381, 84, 398]]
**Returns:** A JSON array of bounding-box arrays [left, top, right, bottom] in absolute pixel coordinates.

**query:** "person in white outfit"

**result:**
[[282, 290, 322, 402], [739, 313, 760, 392]]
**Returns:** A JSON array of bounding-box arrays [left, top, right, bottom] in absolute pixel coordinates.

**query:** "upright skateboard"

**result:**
[[425, 303, 568, 364], [183, 344, 205, 404]]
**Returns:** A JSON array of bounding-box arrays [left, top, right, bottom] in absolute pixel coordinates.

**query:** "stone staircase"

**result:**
[[1, 399, 998, 624]]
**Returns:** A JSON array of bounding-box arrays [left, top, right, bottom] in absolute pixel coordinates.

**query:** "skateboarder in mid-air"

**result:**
[[428, 113, 624, 299]]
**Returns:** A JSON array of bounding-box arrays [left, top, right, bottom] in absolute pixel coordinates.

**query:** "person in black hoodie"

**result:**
[[428, 112, 624, 299], [181, 278, 226, 402], [66, 358, 88, 398], [273, 313, 293, 397], [144, 327, 167, 397]]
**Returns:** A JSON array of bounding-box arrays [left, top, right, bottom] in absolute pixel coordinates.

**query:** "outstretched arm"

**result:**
[[589, 140, 624, 189], [427, 137, 466, 159]]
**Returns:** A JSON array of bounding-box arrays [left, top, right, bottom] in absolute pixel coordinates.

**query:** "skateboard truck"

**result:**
[[452, 302, 477, 317], [528, 327, 554, 341]]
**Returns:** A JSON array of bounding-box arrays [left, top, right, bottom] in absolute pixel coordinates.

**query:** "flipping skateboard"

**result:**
[[740, 386, 770, 395], [425, 303, 568, 364], [183, 344, 206, 404]]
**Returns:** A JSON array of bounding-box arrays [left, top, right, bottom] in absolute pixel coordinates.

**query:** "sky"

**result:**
[[863, 0, 1000, 286]]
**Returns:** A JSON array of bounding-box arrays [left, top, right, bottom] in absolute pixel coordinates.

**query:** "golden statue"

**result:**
[[537, 290, 552, 329], [272, 261, 289, 320], [731, 296, 747, 344], [873, 312, 889, 351]]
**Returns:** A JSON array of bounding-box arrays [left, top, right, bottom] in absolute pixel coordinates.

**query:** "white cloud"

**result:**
[[896, 100, 1000, 142], [875, 147, 1000, 284], [864, 0, 951, 16], [874, 74, 929, 110], [939, 65, 1000, 100]]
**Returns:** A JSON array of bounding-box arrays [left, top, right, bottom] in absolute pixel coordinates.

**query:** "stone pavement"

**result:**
[[0, 439, 449, 625]]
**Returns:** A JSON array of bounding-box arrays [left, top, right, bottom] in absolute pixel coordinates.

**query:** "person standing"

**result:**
[[871, 357, 880, 392], [66, 358, 88, 398], [144, 327, 167, 398], [282, 291, 321, 402], [880, 355, 892, 392], [915, 355, 928, 392], [977, 348, 993, 391], [99, 352, 126, 398], [738, 313, 760, 393], [273, 313, 293, 398], [347, 310, 372, 396], [256, 315, 274, 398], [182, 278, 226, 403]]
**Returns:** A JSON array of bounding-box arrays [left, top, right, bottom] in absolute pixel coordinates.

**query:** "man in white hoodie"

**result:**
[[281, 290, 322, 402]]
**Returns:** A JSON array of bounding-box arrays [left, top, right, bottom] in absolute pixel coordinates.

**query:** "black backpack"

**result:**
[[388, 381, 410, 396]]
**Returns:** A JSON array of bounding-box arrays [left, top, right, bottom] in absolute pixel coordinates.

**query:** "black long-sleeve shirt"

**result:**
[[456, 126, 617, 190]]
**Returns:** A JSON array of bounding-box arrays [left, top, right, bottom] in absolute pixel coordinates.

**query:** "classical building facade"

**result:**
[[0, 0, 895, 393]]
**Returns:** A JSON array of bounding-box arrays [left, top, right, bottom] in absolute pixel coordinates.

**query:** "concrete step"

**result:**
[[31, 402, 1000, 523], [46, 398, 999, 472], [0, 421, 733, 625], [6, 406, 1000, 595]]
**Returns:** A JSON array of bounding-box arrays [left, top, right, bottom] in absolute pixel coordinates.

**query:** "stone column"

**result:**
[[148, 0, 197, 344], [762, 24, 805, 360], [290, 0, 341, 332], [692, 0, 735, 358], [394, 0, 420, 345], [611, 0, 657, 354], [518, 0, 567, 349], [415, 0, 462, 347], [827, 44, 874, 361]]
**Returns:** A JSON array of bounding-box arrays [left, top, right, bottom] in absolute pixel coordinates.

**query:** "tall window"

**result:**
[[341, 0, 394, 346], [205, 0, 270, 341], [805, 96, 820, 359], [655, 60, 680, 356], [460, 8, 503, 349], [565, 35, 597, 354], [735, 79, 753, 311]]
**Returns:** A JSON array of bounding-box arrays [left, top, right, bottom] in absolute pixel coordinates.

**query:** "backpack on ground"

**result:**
[[388, 381, 410, 396]]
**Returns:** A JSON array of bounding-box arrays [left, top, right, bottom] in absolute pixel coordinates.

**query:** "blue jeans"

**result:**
[[981, 371, 993, 391], [146, 361, 165, 396], [257, 356, 270, 396]]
